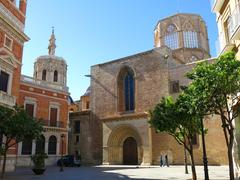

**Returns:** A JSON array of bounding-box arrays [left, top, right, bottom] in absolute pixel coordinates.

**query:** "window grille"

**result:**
[[183, 31, 198, 48]]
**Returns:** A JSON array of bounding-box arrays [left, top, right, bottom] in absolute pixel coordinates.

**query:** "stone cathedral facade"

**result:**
[[85, 13, 228, 165]]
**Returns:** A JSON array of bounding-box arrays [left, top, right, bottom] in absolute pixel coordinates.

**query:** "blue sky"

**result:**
[[22, 0, 217, 100]]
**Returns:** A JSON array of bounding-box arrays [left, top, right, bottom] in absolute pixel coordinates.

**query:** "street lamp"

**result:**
[[60, 134, 65, 172]]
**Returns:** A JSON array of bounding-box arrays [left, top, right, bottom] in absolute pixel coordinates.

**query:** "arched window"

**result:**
[[53, 70, 58, 82], [21, 138, 32, 155], [36, 135, 45, 154], [118, 67, 135, 112], [42, 70, 47, 81], [48, 135, 57, 155], [164, 24, 179, 50], [183, 31, 198, 48]]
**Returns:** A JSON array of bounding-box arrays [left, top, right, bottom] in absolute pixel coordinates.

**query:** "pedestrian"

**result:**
[[160, 155, 163, 167], [165, 155, 169, 167]]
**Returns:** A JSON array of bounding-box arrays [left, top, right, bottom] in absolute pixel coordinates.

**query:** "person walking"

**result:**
[[165, 155, 169, 167], [160, 155, 163, 167]]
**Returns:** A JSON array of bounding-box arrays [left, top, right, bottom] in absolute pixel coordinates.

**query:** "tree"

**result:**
[[186, 51, 240, 180], [149, 96, 201, 180], [0, 105, 43, 179]]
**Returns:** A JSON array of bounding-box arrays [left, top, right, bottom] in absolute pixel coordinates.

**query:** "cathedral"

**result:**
[[70, 13, 228, 165]]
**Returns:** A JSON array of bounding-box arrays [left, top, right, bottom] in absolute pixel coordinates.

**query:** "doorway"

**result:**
[[123, 137, 138, 165]]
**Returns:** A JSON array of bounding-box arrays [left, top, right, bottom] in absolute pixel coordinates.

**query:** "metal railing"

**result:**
[[39, 120, 64, 128], [21, 75, 68, 92]]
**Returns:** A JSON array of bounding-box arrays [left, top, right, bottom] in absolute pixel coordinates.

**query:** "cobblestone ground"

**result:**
[[4, 165, 229, 180]]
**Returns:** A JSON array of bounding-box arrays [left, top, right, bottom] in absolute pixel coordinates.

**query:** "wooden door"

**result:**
[[123, 137, 138, 165]]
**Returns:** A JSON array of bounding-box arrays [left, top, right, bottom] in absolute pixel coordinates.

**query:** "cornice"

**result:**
[[102, 112, 148, 122]]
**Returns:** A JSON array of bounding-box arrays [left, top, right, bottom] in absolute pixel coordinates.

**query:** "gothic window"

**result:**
[[25, 103, 34, 117], [164, 24, 179, 50], [48, 135, 57, 155], [124, 73, 135, 111], [0, 71, 9, 93], [183, 31, 198, 48], [35, 135, 45, 154], [42, 70, 47, 81], [118, 67, 135, 112], [50, 107, 58, 127], [170, 81, 180, 94], [53, 70, 58, 82], [21, 138, 32, 155]]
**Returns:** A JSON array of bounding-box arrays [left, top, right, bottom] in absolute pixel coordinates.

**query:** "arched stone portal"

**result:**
[[107, 125, 142, 165], [123, 137, 138, 165]]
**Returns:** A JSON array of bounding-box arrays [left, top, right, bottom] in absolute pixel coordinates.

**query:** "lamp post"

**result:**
[[60, 134, 65, 172]]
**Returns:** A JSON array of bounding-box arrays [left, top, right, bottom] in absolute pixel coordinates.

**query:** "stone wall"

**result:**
[[69, 111, 102, 165]]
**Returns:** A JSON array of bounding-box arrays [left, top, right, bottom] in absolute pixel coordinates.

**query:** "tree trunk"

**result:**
[[184, 146, 188, 174], [228, 130, 235, 180], [1, 150, 7, 179], [189, 147, 197, 180]]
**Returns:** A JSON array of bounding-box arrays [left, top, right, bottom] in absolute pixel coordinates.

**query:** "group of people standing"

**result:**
[[160, 155, 169, 167]]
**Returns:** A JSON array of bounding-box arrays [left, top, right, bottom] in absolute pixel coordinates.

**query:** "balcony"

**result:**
[[0, 91, 16, 107], [215, 32, 234, 56], [228, 3, 240, 40], [39, 120, 64, 128], [21, 75, 68, 92], [210, 0, 225, 12]]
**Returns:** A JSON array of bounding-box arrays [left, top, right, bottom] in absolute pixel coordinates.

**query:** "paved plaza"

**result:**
[[4, 165, 229, 180]]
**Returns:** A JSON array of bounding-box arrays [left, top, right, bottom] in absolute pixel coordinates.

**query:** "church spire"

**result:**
[[48, 27, 56, 56]]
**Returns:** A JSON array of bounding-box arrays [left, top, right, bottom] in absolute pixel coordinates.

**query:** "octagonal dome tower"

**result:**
[[154, 13, 210, 63], [33, 29, 67, 89]]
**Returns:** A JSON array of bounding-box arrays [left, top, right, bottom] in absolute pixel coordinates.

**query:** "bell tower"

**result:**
[[33, 30, 67, 90]]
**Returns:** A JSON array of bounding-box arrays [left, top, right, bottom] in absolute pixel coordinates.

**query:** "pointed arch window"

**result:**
[[42, 70, 47, 81], [118, 67, 135, 112], [164, 24, 179, 49], [53, 70, 58, 82]]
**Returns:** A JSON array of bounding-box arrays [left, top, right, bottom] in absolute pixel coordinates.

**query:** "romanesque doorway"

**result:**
[[123, 137, 138, 165]]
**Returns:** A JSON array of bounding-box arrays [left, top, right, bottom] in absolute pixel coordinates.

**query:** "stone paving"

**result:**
[[4, 165, 229, 180]]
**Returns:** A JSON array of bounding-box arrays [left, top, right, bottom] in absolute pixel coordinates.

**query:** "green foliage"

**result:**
[[187, 51, 240, 119], [0, 105, 43, 178], [0, 105, 43, 147], [31, 153, 48, 169], [186, 51, 240, 179], [149, 95, 201, 149]]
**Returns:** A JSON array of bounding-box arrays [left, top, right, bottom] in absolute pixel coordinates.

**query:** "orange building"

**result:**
[[17, 30, 69, 166], [0, 0, 69, 170], [0, 0, 29, 171]]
